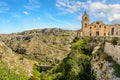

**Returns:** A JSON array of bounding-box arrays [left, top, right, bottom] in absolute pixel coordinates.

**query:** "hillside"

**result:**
[[1, 28, 120, 80], [0, 28, 76, 65], [0, 41, 35, 80]]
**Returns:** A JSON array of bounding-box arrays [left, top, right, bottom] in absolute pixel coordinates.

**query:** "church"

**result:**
[[77, 11, 120, 37]]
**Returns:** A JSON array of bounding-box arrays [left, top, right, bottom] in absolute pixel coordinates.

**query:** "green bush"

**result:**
[[112, 62, 120, 77], [30, 64, 41, 80], [110, 37, 118, 45], [40, 38, 95, 80], [29, 76, 40, 80], [0, 64, 29, 80], [71, 38, 87, 52]]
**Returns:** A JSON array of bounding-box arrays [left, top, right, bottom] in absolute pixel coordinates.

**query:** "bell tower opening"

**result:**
[[85, 17, 87, 20]]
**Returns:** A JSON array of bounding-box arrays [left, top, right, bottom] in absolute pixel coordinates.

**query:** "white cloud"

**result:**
[[56, 0, 120, 24], [56, 0, 83, 14], [24, 0, 40, 10], [23, 11, 29, 15], [28, 0, 39, 4], [24, 5, 40, 10], [77, 14, 82, 21], [0, 1, 10, 13], [12, 13, 20, 18], [87, 2, 120, 23]]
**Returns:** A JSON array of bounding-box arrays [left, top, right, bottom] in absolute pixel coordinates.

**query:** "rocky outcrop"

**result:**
[[91, 45, 120, 80]]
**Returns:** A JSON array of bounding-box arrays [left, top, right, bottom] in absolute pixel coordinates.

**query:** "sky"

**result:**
[[0, 0, 120, 33]]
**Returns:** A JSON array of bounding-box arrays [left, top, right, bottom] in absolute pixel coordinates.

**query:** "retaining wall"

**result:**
[[104, 42, 120, 64]]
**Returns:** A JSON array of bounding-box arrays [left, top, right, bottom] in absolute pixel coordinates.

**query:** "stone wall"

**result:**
[[104, 42, 120, 64]]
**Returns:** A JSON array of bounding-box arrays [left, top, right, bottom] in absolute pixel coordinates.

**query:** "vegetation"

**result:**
[[1, 29, 120, 79], [0, 28, 76, 65], [40, 38, 96, 80], [105, 54, 120, 77], [0, 62, 29, 80], [112, 62, 120, 77], [110, 37, 118, 45], [29, 64, 41, 80]]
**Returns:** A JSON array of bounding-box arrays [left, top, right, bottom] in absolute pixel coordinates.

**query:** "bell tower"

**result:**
[[82, 11, 89, 36]]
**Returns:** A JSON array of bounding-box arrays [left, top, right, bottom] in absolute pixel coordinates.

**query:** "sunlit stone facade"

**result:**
[[77, 11, 120, 37]]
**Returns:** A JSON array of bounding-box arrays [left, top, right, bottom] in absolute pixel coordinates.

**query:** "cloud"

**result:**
[[28, 0, 39, 4], [56, 0, 83, 14], [12, 13, 20, 18], [24, 0, 40, 10], [23, 11, 29, 15], [56, 0, 120, 24], [77, 14, 82, 21], [87, 2, 120, 23], [0, 1, 10, 13], [24, 5, 40, 10]]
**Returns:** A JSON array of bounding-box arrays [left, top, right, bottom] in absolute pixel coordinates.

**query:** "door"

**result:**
[[96, 31, 99, 36]]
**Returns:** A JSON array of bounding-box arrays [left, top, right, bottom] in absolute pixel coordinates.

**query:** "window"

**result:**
[[94, 25, 96, 28], [90, 33, 92, 36], [111, 28, 114, 35], [104, 26, 106, 28], [90, 27, 92, 29], [85, 17, 87, 20], [104, 33, 106, 36], [99, 25, 101, 28], [96, 31, 99, 36], [85, 23, 87, 28]]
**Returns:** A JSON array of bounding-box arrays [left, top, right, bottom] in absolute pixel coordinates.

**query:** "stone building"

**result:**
[[109, 24, 120, 36], [77, 11, 120, 37]]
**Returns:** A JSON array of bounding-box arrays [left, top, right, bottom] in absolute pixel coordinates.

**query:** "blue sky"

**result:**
[[0, 0, 120, 33]]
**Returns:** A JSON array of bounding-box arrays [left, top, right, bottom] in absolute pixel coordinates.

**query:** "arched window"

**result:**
[[85, 23, 87, 28], [90, 33, 92, 36], [104, 33, 106, 36], [90, 27, 92, 29], [116, 32, 118, 35], [111, 28, 114, 35], [94, 25, 96, 28], [85, 17, 87, 20], [96, 31, 99, 36], [104, 26, 106, 28]]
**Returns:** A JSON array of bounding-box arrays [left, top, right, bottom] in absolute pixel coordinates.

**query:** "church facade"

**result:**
[[77, 11, 120, 37]]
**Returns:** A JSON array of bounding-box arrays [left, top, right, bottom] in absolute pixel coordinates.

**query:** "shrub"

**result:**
[[29, 76, 40, 80], [110, 37, 118, 45], [29, 64, 41, 80], [111, 62, 120, 77]]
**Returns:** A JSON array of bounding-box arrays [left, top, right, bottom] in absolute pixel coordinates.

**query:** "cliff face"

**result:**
[[91, 43, 120, 80]]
